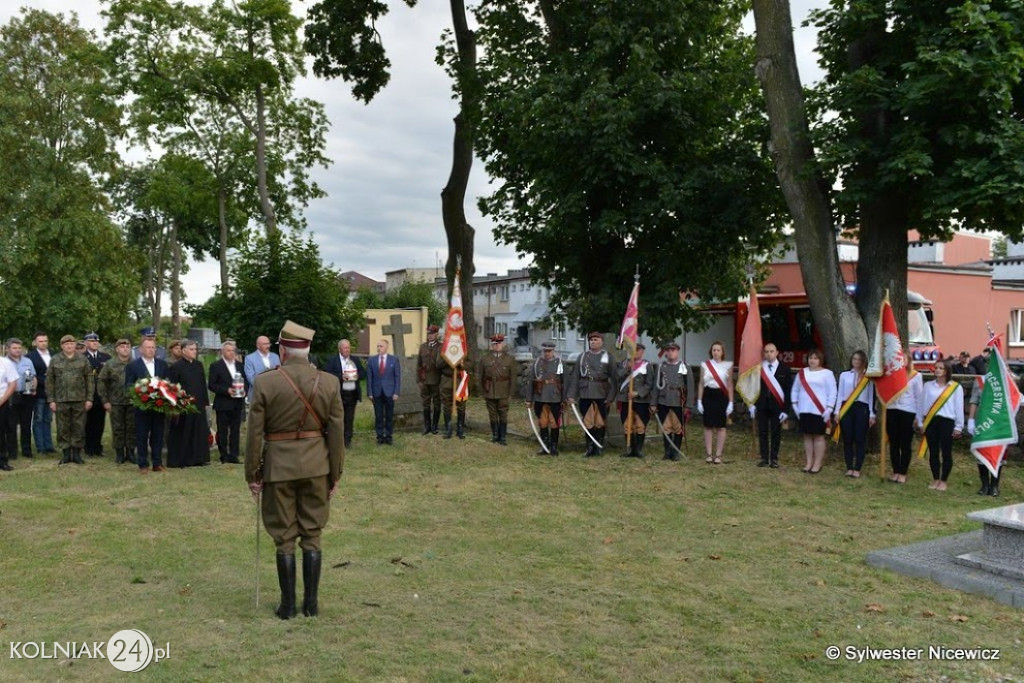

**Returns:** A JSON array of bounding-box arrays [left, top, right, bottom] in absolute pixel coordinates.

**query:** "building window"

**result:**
[[1011, 309, 1024, 346], [500, 285, 509, 301], [576, 329, 586, 343]]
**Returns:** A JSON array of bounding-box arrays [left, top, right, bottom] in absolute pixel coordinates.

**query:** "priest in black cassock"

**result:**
[[166, 340, 211, 467]]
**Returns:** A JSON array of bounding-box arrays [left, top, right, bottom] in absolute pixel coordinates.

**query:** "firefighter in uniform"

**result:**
[[528, 341, 565, 455], [568, 332, 617, 456], [437, 355, 470, 440], [98, 338, 136, 464], [245, 321, 344, 620], [82, 332, 111, 456], [477, 333, 519, 445], [48, 334, 95, 465], [616, 343, 654, 458], [417, 324, 443, 435], [653, 341, 689, 461]]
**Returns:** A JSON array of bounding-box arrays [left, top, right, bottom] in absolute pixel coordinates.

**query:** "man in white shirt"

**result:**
[[0, 353, 21, 470], [244, 335, 281, 401]]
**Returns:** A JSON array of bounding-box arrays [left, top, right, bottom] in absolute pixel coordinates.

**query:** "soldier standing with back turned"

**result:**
[[477, 334, 519, 445]]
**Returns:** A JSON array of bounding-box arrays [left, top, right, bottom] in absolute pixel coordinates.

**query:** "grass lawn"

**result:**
[[1, 400, 1022, 681]]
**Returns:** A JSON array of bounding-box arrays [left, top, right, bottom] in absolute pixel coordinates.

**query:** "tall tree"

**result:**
[[753, 0, 1024, 364], [0, 9, 139, 337], [472, 0, 784, 340]]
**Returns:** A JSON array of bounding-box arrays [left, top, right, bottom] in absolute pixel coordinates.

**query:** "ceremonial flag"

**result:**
[[617, 280, 639, 357], [735, 287, 762, 405], [442, 266, 468, 368], [971, 344, 1022, 477], [866, 292, 908, 405]]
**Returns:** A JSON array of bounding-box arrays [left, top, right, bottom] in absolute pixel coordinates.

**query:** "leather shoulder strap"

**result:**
[[278, 368, 324, 433]]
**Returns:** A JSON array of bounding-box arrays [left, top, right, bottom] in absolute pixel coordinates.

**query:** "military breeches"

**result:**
[[485, 397, 509, 422], [657, 405, 685, 435], [619, 402, 650, 435], [55, 402, 87, 449], [108, 404, 135, 449], [262, 475, 330, 553], [533, 402, 562, 428], [578, 398, 608, 429], [420, 382, 441, 412]]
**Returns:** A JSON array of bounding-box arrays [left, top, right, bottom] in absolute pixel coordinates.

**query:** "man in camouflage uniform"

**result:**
[[528, 341, 565, 455], [98, 338, 136, 464], [568, 332, 617, 457], [48, 334, 94, 465], [416, 324, 443, 435], [476, 334, 519, 445], [437, 356, 469, 440], [616, 343, 654, 458], [246, 321, 344, 620], [652, 341, 689, 461], [83, 332, 111, 456]]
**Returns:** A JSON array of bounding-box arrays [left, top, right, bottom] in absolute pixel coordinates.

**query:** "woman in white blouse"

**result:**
[[696, 341, 733, 464], [886, 364, 922, 484], [790, 349, 837, 474], [916, 359, 964, 491], [834, 350, 876, 478]]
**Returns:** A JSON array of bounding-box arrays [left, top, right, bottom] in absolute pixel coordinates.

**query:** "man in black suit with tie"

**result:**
[[322, 338, 365, 449], [749, 342, 792, 468], [124, 338, 170, 473], [208, 340, 248, 464]]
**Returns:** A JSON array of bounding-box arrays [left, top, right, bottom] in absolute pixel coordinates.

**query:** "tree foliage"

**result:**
[[188, 234, 363, 356], [352, 280, 446, 327], [473, 0, 784, 341], [0, 9, 139, 338]]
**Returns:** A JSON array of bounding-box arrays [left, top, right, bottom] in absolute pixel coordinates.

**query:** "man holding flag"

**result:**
[[967, 334, 1022, 497], [867, 291, 910, 480], [441, 265, 470, 440], [749, 343, 791, 468]]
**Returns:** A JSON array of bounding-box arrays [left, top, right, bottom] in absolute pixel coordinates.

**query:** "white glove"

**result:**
[[697, 400, 704, 414], [967, 418, 976, 435], [749, 405, 756, 418], [779, 412, 787, 423], [726, 402, 734, 417]]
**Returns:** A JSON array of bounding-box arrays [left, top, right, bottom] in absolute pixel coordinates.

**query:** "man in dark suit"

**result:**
[[322, 338, 365, 449], [208, 340, 248, 464], [124, 338, 170, 473], [82, 332, 111, 456], [26, 331, 56, 454], [749, 342, 791, 468], [366, 338, 401, 445]]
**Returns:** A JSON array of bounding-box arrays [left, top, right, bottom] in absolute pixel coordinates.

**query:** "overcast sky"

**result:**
[[1, 0, 826, 305]]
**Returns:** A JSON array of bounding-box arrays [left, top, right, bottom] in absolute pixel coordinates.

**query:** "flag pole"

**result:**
[[879, 402, 888, 481]]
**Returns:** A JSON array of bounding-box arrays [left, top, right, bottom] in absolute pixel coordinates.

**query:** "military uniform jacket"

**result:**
[[245, 357, 344, 486], [616, 360, 654, 404], [48, 353, 95, 403], [568, 350, 617, 402], [530, 356, 565, 402], [476, 352, 519, 400], [98, 356, 132, 405], [653, 361, 689, 407], [417, 341, 443, 385], [436, 355, 468, 390]]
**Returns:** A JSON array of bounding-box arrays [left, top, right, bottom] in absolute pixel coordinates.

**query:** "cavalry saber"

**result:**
[[570, 402, 603, 449], [255, 491, 261, 609], [653, 410, 686, 459], [526, 406, 549, 454]]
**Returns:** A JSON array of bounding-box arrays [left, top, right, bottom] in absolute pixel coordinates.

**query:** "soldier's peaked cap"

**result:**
[[662, 341, 680, 350], [541, 341, 556, 350], [427, 324, 439, 333], [140, 327, 156, 337], [587, 331, 602, 340], [279, 320, 315, 349], [84, 332, 99, 341], [489, 334, 505, 343], [60, 334, 75, 344]]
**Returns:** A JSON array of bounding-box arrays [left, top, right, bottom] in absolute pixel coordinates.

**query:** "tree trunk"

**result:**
[[752, 0, 868, 367], [150, 220, 167, 330], [442, 0, 478, 355], [171, 219, 182, 339], [254, 82, 278, 238], [218, 183, 230, 293]]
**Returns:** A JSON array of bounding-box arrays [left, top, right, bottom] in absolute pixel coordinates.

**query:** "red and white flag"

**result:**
[[617, 280, 639, 357], [736, 287, 762, 405], [442, 267, 468, 369], [866, 292, 909, 405]]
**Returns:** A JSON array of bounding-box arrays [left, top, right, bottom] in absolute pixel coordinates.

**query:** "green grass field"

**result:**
[[1, 401, 1022, 681]]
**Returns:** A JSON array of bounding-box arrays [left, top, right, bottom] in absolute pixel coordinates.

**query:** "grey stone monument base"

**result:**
[[867, 502, 1024, 609]]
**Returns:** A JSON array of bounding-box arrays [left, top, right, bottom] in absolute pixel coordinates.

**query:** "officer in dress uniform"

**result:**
[[476, 334, 519, 445], [616, 343, 654, 458], [417, 324, 443, 435], [82, 332, 111, 456], [653, 341, 689, 461], [245, 321, 344, 620], [528, 341, 565, 455], [98, 338, 136, 464], [568, 332, 617, 457]]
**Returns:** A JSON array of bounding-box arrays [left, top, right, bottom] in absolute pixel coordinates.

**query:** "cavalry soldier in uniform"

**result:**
[[568, 332, 617, 457], [437, 356, 470, 440], [653, 341, 689, 461], [616, 343, 654, 458], [245, 321, 344, 620], [528, 341, 565, 455], [98, 339, 136, 464], [83, 332, 111, 456], [477, 333, 519, 445], [48, 334, 95, 465], [417, 324, 443, 435]]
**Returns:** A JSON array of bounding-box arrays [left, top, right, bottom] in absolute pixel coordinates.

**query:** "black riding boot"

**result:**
[[456, 412, 465, 439], [498, 422, 508, 445], [431, 407, 441, 434], [549, 428, 559, 455], [537, 427, 549, 455], [443, 412, 453, 439], [977, 464, 991, 495], [635, 433, 645, 458], [302, 550, 322, 617], [593, 428, 605, 456], [275, 553, 297, 619], [671, 434, 683, 461], [490, 421, 498, 443], [990, 471, 1000, 497], [422, 409, 432, 435]]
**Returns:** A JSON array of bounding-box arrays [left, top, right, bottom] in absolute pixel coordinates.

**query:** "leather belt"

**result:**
[[265, 430, 324, 441]]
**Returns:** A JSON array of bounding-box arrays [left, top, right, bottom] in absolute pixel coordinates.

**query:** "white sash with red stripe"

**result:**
[[798, 369, 826, 415], [761, 364, 785, 408], [704, 360, 728, 392]]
